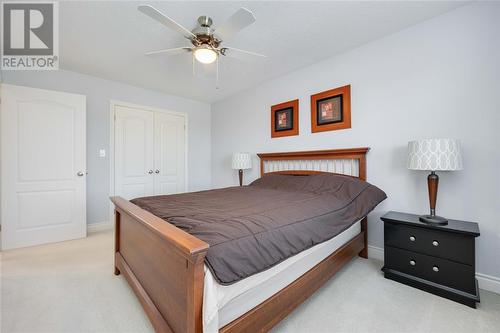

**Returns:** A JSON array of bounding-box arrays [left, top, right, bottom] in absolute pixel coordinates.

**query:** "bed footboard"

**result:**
[[111, 197, 209, 333]]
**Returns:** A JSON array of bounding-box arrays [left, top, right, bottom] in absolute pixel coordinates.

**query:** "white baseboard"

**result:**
[[367, 245, 500, 295], [476, 273, 500, 295], [87, 221, 113, 234], [368, 245, 384, 261]]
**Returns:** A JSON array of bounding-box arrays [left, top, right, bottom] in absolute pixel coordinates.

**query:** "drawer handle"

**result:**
[[410, 260, 416, 266], [432, 240, 439, 247], [433, 266, 439, 272], [409, 236, 416, 242]]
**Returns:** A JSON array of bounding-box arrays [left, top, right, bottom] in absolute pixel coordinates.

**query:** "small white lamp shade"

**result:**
[[232, 153, 252, 170], [407, 138, 463, 171]]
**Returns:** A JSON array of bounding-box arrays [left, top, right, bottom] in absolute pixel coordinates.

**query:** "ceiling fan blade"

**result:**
[[220, 47, 267, 61], [145, 47, 192, 56], [138, 5, 196, 39], [215, 8, 256, 41]]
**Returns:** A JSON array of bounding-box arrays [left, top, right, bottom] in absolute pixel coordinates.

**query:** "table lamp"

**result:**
[[232, 152, 252, 186], [407, 138, 463, 225]]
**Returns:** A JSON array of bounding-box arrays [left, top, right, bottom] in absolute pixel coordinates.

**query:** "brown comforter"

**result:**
[[131, 173, 386, 285]]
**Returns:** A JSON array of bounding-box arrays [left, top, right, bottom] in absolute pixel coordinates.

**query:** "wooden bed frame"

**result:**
[[111, 147, 370, 333]]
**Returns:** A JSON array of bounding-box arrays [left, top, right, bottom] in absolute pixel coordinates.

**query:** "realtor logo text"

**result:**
[[2, 2, 59, 70]]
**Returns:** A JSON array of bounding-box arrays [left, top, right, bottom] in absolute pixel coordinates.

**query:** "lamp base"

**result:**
[[419, 215, 448, 225]]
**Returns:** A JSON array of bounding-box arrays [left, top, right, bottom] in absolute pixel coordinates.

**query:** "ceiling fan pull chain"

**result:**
[[216, 56, 219, 89], [192, 54, 196, 77]]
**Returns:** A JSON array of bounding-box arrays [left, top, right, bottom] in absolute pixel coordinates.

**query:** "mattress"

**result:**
[[202, 220, 361, 332]]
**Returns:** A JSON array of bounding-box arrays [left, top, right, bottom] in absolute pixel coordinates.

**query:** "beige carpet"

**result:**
[[1, 231, 499, 333]]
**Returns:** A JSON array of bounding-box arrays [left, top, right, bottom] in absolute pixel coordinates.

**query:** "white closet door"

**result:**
[[153, 112, 186, 195], [1, 84, 86, 250], [114, 106, 154, 200]]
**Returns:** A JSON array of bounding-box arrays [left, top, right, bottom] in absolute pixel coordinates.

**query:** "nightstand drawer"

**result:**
[[385, 246, 476, 294], [384, 222, 474, 265]]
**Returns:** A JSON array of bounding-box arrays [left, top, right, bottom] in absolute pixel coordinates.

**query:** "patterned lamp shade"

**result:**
[[232, 152, 252, 170], [407, 138, 463, 171]]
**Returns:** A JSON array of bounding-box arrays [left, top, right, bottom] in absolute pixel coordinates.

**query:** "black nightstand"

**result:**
[[381, 211, 480, 308]]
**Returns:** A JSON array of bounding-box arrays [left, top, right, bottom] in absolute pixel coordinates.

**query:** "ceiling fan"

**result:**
[[138, 5, 267, 86]]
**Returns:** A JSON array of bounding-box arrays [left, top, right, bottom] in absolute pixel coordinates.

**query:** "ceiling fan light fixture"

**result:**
[[194, 46, 218, 64]]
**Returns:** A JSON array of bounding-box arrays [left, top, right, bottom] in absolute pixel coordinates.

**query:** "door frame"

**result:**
[[108, 100, 188, 224]]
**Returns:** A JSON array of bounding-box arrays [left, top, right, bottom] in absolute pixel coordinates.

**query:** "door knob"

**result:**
[[155, 170, 160, 174], [77, 171, 85, 177], [148, 170, 153, 174]]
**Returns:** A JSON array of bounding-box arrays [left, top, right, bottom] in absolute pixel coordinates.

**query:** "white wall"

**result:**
[[2, 70, 212, 226], [211, 3, 500, 279]]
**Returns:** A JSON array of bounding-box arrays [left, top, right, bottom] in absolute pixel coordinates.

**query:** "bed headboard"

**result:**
[[257, 147, 369, 180]]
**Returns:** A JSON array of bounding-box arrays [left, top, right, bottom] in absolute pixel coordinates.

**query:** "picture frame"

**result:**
[[311, 85, 351, 133], [271, 99, 299, 138]]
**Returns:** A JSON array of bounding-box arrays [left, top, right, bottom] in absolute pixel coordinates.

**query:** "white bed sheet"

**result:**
[[202, 221, 361, 332]]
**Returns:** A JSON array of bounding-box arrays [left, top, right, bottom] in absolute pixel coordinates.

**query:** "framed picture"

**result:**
[[311, 85, 351, 133], [271, 99, 299, 138]]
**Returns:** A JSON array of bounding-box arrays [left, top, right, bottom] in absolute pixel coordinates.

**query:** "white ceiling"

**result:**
[[60, 1, 465, 103]]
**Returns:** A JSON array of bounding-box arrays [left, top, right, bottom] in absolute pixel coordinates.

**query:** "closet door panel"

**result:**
[[114, 106, 154, 199], [154, 113, 186, 195]]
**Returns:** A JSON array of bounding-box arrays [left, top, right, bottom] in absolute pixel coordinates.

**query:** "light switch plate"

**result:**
[[99, 149, 106, 158]]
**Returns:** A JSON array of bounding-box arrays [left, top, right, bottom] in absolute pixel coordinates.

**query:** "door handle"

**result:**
[[77, 171, 85, 177], [148, 170, 153, 174], [155, 170, 160, 174]]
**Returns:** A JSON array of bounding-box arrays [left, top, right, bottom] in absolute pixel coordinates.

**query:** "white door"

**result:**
[[114, 105, 154, 200], [1, 84, 86, 250], [154, 112, 186, 195]]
